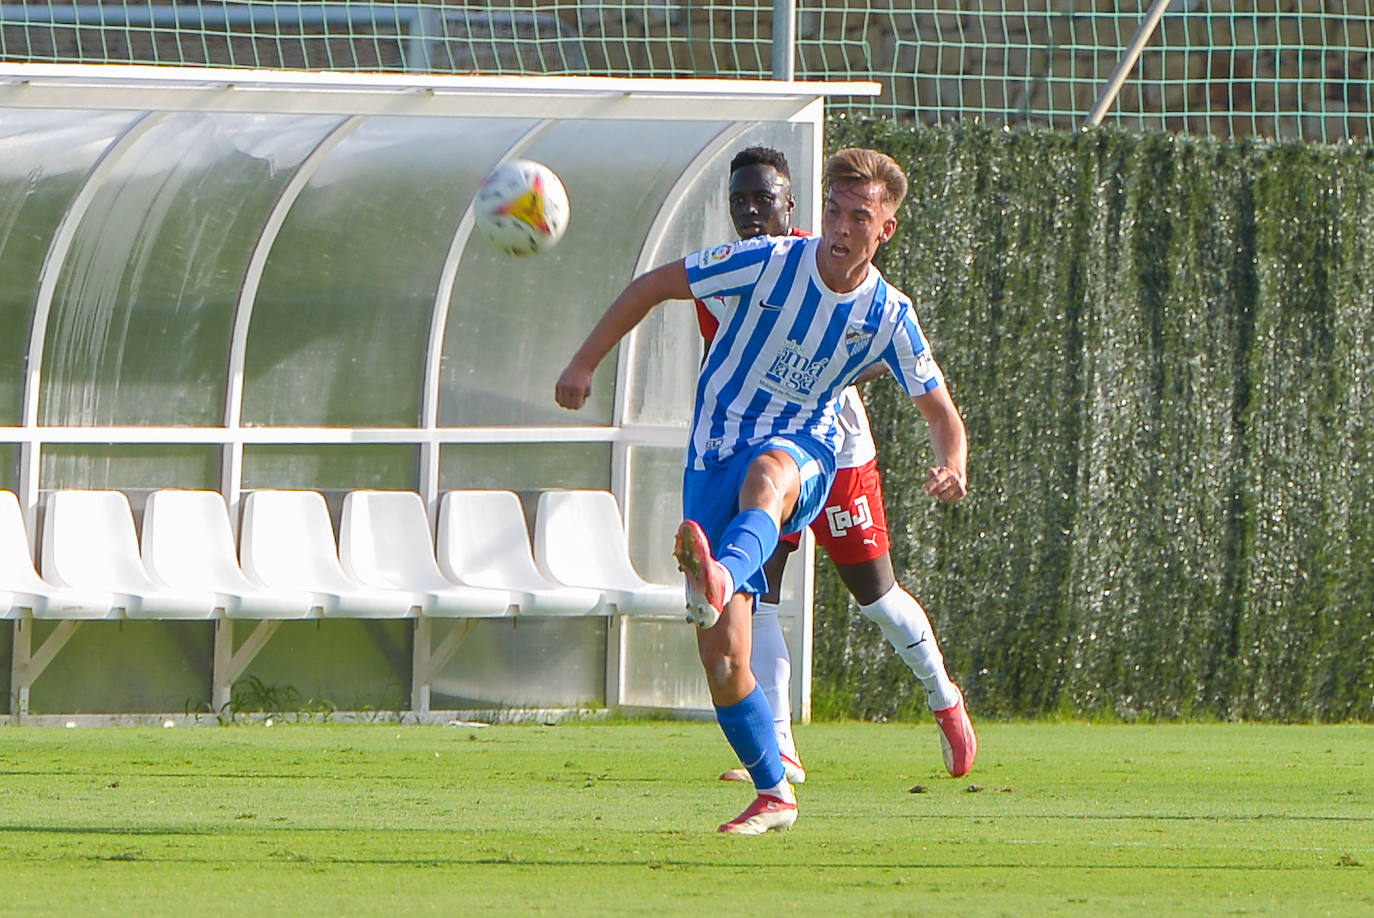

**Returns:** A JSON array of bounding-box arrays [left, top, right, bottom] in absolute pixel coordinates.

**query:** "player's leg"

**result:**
[[676, 446, 806, 833], [677, 439, 832, 832], [720, 538, 806, 784], [676, 446, 799, 627], [841, 556, 955, 708], [854, 577, 975, 777], [750, 599, 805, 781], [696, 590, 795, 833], [820, 458, 977, 777], [830, 546, 894, 606], [754, 540, 806, 779]]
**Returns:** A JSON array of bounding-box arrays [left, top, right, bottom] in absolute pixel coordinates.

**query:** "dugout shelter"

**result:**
[[0, 64, 875, 723]]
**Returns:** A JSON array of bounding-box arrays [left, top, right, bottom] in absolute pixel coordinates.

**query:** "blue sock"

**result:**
[[717, 508, 779, 595], [715, 684, 785, 790]]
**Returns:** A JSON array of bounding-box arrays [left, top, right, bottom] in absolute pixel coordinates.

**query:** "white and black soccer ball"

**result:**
[[473, 159, 570, 256]]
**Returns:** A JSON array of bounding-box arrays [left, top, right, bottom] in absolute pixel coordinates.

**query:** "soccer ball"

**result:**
[[473, 159, 570, 256]]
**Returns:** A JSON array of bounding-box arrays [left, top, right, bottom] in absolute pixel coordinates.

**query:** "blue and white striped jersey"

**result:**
[[683, 234, 945, 471]]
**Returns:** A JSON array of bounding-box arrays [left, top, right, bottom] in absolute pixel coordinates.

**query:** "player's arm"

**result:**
[[913, 385, 967, 504], [555, 259, 692, 410], [853, 362, 889, 385]]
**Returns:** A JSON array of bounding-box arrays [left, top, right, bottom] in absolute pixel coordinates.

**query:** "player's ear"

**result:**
[[879, 215, 897, 243]]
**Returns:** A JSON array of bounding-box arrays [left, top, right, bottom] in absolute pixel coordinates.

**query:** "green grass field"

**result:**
[[1, 721, 1370, 916]]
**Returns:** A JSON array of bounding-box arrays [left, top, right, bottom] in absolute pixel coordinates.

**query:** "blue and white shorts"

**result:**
[[681, 436, 836, 595]]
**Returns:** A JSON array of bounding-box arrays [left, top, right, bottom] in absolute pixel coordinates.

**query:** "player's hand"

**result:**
[[924, 465, 966, 504], [555, 363, 593, 410]]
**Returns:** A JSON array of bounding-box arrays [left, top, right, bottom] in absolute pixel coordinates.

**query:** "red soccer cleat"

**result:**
[[673, 520, 730, 629], [717, 794, 798, 835], [932, 687, 978, 778]]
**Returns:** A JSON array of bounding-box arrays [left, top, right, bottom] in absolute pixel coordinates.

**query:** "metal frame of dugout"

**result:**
[[0, 64, 877, 724]]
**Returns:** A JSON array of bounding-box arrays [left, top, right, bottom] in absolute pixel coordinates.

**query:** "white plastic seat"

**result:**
[[240, 489, 416, 619], [534, 490, 685, 616], [142, 490, 322, 620], [340, 490, 515, 617], [437, 490, 601, 615], [0, 490, 118, 620], [42, 490, 219, 620]]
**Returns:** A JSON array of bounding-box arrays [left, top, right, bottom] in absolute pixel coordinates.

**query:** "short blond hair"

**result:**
[[824, 147, 908, 211]]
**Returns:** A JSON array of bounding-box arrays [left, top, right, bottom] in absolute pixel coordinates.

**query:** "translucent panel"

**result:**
[[431, 618, 605, 709], [242, 444, 418, 491], [40, 113, 339, 427], [619, 303, 702, 429], [440, 120, 732, 427], [0, 110, 136, 425], [440, 442, 610, 491], [619, 619, 711, 710], [244, 116, 540, 427], [623, 122, 814, 427], [441, 441, 610, 530], [25, 621, 212, 715], [0, 442, 19, 492], [625, 445, 684, 583], [225, 620, 410, 713], [41, 444, 221, 491]]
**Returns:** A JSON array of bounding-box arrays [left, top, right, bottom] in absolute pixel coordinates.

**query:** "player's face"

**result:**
[[817, 179, 897, 290], [728, 164, 793, 239]]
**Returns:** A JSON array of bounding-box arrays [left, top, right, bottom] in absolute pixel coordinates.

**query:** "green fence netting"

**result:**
[[3, 1, 1374, 141], [814, 118, 1374, 722]]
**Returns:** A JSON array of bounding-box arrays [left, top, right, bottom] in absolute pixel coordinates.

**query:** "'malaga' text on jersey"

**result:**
[[684, 234, 945, 472]]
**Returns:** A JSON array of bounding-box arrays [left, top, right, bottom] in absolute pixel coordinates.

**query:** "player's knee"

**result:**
[[742, 452, 798, 512]]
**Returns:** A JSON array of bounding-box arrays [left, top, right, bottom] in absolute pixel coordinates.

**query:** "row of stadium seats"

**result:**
[[4, 488, 686, 715]]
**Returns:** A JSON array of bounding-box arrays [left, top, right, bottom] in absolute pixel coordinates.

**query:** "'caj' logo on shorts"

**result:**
[[826, 496, 872, 538]]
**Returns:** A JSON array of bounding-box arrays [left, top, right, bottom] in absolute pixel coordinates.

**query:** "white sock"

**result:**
[[760, 777, 796, 804], [751, 601, 798, 763], [858, 585, 961, 711]]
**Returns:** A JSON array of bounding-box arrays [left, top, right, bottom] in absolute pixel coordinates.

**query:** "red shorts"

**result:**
[[779, 457, 889, 565]]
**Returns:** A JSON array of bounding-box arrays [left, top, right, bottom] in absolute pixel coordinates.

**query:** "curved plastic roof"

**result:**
[[0, 65, 859, 537]]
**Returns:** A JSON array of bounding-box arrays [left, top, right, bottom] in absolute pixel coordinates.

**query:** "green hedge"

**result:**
[[813, 119, 1374, 722]]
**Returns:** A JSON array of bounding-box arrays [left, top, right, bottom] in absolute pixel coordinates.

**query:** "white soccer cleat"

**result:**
[[718, 752, 806, 784], [718, 793, 798, 835]]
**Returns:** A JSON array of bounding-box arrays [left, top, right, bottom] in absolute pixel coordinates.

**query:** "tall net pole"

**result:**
[[772, 0, 795, 81]]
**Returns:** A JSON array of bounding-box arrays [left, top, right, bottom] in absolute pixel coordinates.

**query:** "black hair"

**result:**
[[729, 146, 791, 180]]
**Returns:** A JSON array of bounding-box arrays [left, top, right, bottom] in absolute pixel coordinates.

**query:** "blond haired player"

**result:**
[[704, 147, 977, 787], [557, 148, 970, 833]]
